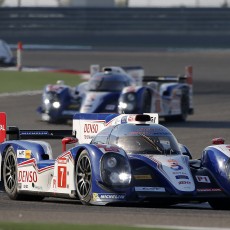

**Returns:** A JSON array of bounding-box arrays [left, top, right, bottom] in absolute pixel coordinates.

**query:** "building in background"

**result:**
[[1, 0, 229, 7], [57, 0, 114, 7]]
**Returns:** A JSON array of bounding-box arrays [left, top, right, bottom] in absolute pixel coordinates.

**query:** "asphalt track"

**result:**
[[0, 49, 230, 228]]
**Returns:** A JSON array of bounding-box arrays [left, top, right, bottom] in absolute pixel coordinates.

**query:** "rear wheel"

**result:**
[[164, 91, 189, 122], [141, 90, 151, 113], [75, 150, 92, 205], [3, 147, 20, 200], [3, 146, 44, 201], [177, 92, 190, 121]]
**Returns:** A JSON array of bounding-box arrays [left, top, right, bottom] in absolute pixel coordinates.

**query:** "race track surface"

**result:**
[[0, 49, 230, 228]]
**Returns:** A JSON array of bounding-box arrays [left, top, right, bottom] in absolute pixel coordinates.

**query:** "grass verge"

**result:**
[[0, 70, 85, 93]]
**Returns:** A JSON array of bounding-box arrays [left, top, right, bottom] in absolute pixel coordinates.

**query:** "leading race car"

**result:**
[[1, 111, 230, 209], [37, 65, 194, 123]]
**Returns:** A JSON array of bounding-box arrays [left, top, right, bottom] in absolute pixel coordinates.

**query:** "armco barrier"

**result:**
[[0, 7, 230, 48]]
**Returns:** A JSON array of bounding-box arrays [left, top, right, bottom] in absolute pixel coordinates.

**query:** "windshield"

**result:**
[[117, 135, 180, 155], [110, 124, 181, 155], [88, 78, 127, 92]]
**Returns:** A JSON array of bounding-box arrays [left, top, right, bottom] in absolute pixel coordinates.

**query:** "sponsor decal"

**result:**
[[17, 150, 31, 159], [84, 123, 98, 133], [135, 187, 165, 192], [84, 134, 95, 140], [32, 183, 43, 190], [128, 115, 135, 122], [134, 174, 152, 180], [172, 171, 187, 175], [97, 144, 120, 153], [175, 175, 189, 180], [68, 104, 79, 109], [92, 193, 126, 201], [168, 159, 183, 171], [57, 166, 67, 188], [197, 188, 221, 192], [121, 116, 127, 123], [58, 157, 67, 164], [179, 181, 191, 185], [18, 171, 37, 183], [23, 184, 28, 189], [196, 176, 211, 183], [0, 125, 5, 131]]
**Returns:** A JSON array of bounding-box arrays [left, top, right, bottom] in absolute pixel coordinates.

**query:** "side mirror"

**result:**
[[62, 137, 78, 152], [179, 143, 192, 159]]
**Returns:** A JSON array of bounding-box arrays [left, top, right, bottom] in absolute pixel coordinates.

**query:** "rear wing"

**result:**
[[143, 66, 193, 85], [0, 112, 73, 143], [73, 113, 159, 144], [0, 112, 158, 145]]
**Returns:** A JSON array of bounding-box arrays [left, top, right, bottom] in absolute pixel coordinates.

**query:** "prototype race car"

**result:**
[[37, 65, 194, 123], [1, 111, 230, 209], [0, 39, 16, 67]]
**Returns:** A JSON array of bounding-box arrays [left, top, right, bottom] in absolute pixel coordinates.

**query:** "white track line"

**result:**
[[135, 225, 230, 230], [0, 90, 42, 97]]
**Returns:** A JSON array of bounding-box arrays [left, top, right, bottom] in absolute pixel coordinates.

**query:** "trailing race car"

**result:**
[[1, 111, 230, 209], [0, 39, 16, 67], [37, 65, 194, 123]]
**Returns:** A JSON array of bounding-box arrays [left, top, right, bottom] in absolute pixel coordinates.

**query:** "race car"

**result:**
[[37, 65, 194, 123], [0, 39, 16, 67], [1, 111, 230, 209]]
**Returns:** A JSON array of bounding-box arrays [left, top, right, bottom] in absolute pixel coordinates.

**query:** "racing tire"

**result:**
[[177, 92, 190, 122], [141, 90, 151, 113], [209, 198, 230, 210], [3, 147, 44, 201], [3, 146, 21, 200], [75, 150, 92, 205], [164, 91, 189, 122]]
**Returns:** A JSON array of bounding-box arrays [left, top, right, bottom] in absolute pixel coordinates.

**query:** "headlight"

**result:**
[[53, 101, 61, 109], [106, 156, 117, 168], [118, 102, 134, 111], [44, 99, 50, 105], [126, 93, 135, 101], [101, 153, 131, 186]]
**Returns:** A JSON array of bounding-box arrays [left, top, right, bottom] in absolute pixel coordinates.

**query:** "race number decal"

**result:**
[[58, 166, 67, 188]]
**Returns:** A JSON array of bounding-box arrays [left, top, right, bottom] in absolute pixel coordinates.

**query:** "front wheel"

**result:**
[[3, 147, 20, 200], [177, 92, 190, 122], [75, 150, 92, 205], [164, 92, 189, 122]]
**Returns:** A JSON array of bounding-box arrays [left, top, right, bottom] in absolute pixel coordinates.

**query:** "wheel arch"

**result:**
[[136, 87, 153, 113], [73, 145, 104, 180], [0, 144, 12, 190]]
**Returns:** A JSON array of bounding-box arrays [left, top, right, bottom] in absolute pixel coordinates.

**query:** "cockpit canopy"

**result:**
[[91, 123, 182, 155], [88, 72, 135, 92]]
